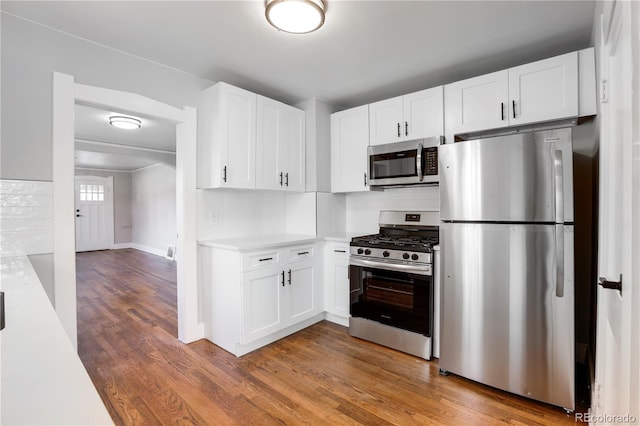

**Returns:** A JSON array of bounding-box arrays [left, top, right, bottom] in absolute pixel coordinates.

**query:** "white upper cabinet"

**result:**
[[331, 105, 370, 193], [198, 82, 257, 189], [508, 51, 578, 126], [256, 96, 306, 192], [444, 51, 579, 142], [444, 70, 509, 138], [369, 86, 444, 145]]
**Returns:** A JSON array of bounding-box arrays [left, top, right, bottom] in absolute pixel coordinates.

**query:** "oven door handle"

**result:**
[[416, 142, 424, 182], [349, 257, 432, 276]]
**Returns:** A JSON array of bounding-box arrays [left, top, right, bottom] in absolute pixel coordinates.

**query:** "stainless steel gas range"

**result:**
[[349, 210, 439, 360]]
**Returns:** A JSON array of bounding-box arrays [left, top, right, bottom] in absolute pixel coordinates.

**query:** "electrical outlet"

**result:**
[[209, 211, 218, 225]]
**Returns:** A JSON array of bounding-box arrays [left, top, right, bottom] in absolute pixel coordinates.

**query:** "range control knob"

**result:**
[[411, 254, 419, 261], [364, 249, 372, 255], [357, 248, 364, 255], [403, 253, 410, 260], [382, 251, 390, 257]]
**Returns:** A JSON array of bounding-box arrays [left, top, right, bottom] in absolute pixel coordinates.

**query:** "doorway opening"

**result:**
[[52, 73, 202, 348]]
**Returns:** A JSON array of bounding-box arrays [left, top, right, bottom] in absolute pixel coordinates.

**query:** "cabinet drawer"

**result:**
[[286, 245, 315, 262], [326, 242, 349, 259], [242, 249, 280, 272]]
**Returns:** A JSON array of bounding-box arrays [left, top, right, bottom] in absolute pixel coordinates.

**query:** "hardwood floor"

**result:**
[[77, 249, 586, 425]]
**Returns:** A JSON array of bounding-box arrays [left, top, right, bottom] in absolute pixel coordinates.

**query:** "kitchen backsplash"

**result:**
[[0, 179, 54, 256], [197, 189, 316, 240], [345, 186, 440, 234]]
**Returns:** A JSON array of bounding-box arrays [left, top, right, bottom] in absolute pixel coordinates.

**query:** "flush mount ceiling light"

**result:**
[[109, 115, 141, 130], [265, 0, 325, 34]]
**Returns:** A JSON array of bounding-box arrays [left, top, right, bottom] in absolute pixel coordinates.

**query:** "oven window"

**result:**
[[364, 277, 414, 309], [370, 150, 417, 179]]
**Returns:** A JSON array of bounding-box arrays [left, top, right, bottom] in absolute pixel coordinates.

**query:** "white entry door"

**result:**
[[74, 176, 114, 252], [593, 0, 639, 422]]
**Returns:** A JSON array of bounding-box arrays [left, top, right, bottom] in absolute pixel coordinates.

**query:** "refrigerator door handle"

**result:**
[[554, 149, 564, 223], [555, 224, 565, 298]]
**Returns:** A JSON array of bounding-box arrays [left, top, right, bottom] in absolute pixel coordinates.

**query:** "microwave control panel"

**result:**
[[424, 147, 438, 175]]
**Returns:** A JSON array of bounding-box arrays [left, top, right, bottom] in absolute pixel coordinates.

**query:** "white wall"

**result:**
[[1, 13, 209, 181], [131, 164, 177, 257], [74, 169, 132, 245], [345, 186, 440, 234], [296, 98, 338, 193]]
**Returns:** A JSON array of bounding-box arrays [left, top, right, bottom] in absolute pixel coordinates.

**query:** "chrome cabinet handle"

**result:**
[[405, 121, 408, 136], [259, 257, 273, 262], [287, 269, 292, 285], [281, 271, 285, 287], [512, 100, 516, 119], [223, 166, 227, 183], [279, 172, 283, 186], [397, 122, 401, 138], [500, 102, 505, 121], [297, 251, 309, 256], [364, 172, 367, 186], [334, 249, 346, 253], [285, 173, 289, 187]]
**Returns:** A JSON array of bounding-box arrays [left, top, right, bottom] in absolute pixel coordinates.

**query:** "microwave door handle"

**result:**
[[416, 142, 424, 181]]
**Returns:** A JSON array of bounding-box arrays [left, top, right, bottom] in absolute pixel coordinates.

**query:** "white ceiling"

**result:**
[[2, 1, 596, 170], [75, 104, 176, 152]]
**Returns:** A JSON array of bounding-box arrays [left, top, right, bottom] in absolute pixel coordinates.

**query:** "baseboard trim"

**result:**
[[112, 243, 133, 250], [130, 243, 167, 258]]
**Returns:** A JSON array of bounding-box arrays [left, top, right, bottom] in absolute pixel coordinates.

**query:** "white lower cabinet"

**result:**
[[323, 242, 350, 326], [201, 242, 322, 356]]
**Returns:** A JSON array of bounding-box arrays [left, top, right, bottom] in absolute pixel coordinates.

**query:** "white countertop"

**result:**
[[322, 232, 370, 243], [199, 234, 319, 251], [0, 255, 113, 425]]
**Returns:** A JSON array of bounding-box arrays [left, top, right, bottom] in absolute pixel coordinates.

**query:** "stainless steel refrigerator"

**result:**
[[439, 127, 575, 411]]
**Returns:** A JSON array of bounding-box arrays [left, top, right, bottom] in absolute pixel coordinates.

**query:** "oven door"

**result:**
[[349, 262, 433, 337]]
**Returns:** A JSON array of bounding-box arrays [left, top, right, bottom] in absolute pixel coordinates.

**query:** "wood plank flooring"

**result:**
[[76, 249, 587, 425]]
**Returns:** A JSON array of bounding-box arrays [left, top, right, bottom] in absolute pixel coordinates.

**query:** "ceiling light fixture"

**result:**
[[265, 0, 325, 34], [109, 115, 141, 130]]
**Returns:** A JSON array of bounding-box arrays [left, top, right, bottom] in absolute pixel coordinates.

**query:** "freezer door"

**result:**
[[439, 128, 573, 223], [439, 223, 575, 410]]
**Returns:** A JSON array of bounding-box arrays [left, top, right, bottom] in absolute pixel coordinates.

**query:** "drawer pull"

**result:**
[[297, 251, 310, 256], [334, 249, 346, 253], [259, 257, 273, 262]]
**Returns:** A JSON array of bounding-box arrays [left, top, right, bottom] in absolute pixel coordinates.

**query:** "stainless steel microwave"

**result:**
[[367, 136, 443, 188]]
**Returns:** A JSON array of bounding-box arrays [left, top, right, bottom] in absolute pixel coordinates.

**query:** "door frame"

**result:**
[[52, 72, 203, 348], [74, 175, 115, 252]]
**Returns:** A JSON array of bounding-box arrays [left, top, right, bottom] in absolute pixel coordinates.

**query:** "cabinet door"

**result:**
[[331, 105, 370, 193], [403, 86, 444, 140], [368, 96, 403, 145], [285, 261, 316, 324], [444, 70, 509, 142], [256, 96, 283, 190], [508, 51, 578, 126], [242, 268, 284, 343], [283, 105, 306, 192], [219, 83, 257, 188]]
